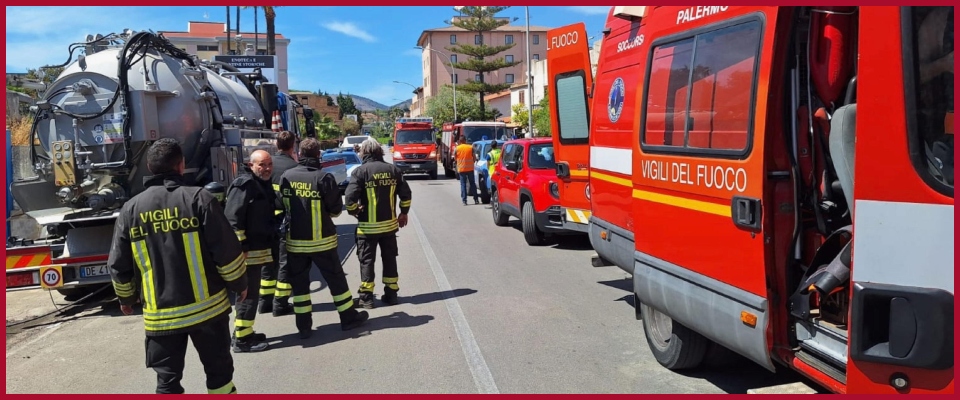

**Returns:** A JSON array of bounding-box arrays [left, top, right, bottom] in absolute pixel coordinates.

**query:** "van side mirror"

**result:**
[[506, 160, 519, 172]]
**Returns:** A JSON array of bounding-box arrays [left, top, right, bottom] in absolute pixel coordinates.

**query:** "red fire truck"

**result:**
[[391, 117, 439, 179], [548, 6, 953, 394], [438, 120, 510, 178]]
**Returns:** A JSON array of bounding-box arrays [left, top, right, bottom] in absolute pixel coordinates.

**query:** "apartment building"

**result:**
[[159, 21, 291, 93], [415, 16, 552, 116]]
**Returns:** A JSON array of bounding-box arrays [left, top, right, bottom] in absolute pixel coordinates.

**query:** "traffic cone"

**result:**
[[271, 111, 281, 132]]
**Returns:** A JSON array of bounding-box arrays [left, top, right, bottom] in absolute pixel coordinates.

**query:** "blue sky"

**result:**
[[6, 6, 610, 107]]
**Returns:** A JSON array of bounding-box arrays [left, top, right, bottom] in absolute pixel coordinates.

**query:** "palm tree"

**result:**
[[242, 6, 279, 56]]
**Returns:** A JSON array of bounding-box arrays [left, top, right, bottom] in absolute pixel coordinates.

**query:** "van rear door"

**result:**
[[547, 21, 595, 233]]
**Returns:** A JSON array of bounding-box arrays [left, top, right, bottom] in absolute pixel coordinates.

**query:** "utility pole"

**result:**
[[525, 6, 534, 138]]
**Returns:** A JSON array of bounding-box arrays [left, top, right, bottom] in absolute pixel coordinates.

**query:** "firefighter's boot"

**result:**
[[272, 303, 293, 317], [381, 290, 399, 306], [257, 297, 273, 314], [357, 293, 376, 309], [340, 309, 370, 331]]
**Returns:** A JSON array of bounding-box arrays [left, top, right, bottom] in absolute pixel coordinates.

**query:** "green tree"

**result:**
[[6, 66, 65, 98], [424, 85, 500, 128], [533, 96, 551, 137], [335, 93, 364, 128], [445, 6, 522, 118]]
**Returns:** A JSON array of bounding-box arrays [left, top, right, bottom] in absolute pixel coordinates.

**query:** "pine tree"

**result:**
[[446, 6, 522, 118]]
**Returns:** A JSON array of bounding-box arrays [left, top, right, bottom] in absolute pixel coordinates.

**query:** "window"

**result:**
[[528, 144, 556, 169], [475, 35, 482, 44], [501, 144, 518, 168], [519, 91, 525, 105], [533, 54, 540, 60], [450, 35, 457, 44], [555, 71, 590, 144], [451, 54, 457, 63], [505, 35, 514, 45], [533, 34, 540, 45], [904, 6, 954, 194], [453, 74, 458, 84], [642, 20, 762, 155], [505, 55, 514, 63], [506, 74, 515, 84], [475, 74, 481, 81]]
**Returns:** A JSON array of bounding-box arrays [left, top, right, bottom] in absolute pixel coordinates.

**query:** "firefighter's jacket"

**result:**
[[271, 152, 298, 218], [344, 154, 412, 236], [107, 173, 247, 336], [278, 157, 343, 254], [223, 168, 278, 266]]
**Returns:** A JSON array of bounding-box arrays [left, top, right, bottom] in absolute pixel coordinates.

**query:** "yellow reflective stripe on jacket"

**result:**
[[274, 186, 284, 216], [285, 234, 337, 253], [113, 280, 135, 298], [218, 253, 246, 282], [366, 187, 377, 224], [357, 219, 399, 235], [132, 240, 157, 310], [311, 200, 323, 240], [389, 185, 396, 219], [182, 231, 210, 301], [143, 289, 231, 332], [245, 249, 273, 266], [235, 230, 246, 242], [346, 203, 359, 211], [400, 200, 411, 208]]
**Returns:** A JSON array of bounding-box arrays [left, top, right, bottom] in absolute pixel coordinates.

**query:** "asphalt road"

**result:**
[[5, 148, 803, 394]]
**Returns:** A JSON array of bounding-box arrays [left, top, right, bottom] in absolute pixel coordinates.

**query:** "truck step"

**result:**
[[747, 382, 819, 394]]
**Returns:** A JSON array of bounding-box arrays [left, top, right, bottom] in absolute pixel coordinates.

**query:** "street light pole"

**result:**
[[416, 46, 457, 122], [525, 6, 534, 138], [393, 80, 420, 116]]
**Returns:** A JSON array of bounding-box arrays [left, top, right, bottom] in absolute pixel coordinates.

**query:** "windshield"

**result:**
[[462, 126, 507, 142], [396, 129, 435, 145], [345, 136, 367, 145], [322, 153, 361, 165], [528, 144, 556, 169]]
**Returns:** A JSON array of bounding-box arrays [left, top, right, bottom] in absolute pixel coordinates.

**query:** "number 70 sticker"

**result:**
[[40, 266, 63, 289]]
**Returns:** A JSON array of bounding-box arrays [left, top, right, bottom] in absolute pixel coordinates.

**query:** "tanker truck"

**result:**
[[4, 30, 340, 297]]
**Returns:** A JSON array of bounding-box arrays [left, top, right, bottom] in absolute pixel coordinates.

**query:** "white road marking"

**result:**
[[410, 210, 500, 394]]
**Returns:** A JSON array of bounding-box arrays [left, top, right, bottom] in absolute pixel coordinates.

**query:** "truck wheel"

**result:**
[[444, 166, 455, 178], [640, 302, 708, 370], [521, 201, 546, 246], [429, 169, 438, 180], [491, 190, 510, 226]]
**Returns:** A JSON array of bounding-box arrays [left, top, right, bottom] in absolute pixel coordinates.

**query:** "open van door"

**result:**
[[547, 21, 595, 233]]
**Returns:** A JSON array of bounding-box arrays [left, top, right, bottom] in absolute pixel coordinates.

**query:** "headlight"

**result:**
[[393, 151, 402, 159], [549, 181, 560, 199], [429, 150, 437, 158]]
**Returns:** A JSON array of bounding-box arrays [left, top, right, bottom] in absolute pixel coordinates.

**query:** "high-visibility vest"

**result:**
[[488, 149, 501, 177]]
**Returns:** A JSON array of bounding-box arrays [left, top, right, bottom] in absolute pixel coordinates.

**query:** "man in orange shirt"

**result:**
[[454, 135, 479, 205]]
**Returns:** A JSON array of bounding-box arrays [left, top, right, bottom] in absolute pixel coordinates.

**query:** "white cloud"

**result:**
[[321, 21, 376, 43], [567, 6, 610, 16]]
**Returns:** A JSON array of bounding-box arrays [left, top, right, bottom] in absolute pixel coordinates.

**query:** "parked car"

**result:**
[[472, 139, 506, 204], [339, 135, 369, 150], [322, 148, 362, 194], [490, 138, 570, 245]]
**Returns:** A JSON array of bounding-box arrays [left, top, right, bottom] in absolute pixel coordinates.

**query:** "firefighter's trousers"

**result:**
[[145, 315, 237, 394], [260, 239, 292, 307], [356, 232, 399, 299], [287, 249, 362, 331], [234, 256, 267, 340]]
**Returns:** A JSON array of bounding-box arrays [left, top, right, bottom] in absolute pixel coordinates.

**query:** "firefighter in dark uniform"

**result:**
[[222, 149, 276, 352], [279, 138, 369, 339], [262, 131, 299, 316], [345, 138, 412, 309], [108, 138, 248, 394]]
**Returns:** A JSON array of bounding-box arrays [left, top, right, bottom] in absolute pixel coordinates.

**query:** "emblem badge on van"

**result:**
[[608, 77, 625, 123]]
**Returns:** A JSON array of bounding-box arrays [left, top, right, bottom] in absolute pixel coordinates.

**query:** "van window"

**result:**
[[555, 70, 590, 144], [642, 20, 762, 155], [904, 6, 954, 195]]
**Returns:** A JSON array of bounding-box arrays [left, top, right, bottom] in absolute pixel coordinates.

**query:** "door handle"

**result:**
[[731, 196, 762, 232], [556, 162, 571, 180]]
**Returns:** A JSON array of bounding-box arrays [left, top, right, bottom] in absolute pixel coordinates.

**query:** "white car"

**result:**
[[340, 135, 369, 150]]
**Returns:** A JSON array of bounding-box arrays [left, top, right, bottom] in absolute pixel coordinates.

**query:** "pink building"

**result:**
[[159, 21, 291, 94], [415, 17, 551, 117]]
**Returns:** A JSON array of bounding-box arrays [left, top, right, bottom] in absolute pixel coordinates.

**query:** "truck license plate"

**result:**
[[80, 265, 110, 278], [411, 164, 420, 168]]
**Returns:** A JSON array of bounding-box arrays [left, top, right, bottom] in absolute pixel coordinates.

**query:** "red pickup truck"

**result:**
[[490, 138, 569, 246]]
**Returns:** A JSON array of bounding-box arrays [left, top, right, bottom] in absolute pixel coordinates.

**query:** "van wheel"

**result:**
[[521, 201, 546, 246], [429, 169, 438, 180], [491, 190, 509, 226], [640, 302, 708, 370]]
